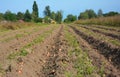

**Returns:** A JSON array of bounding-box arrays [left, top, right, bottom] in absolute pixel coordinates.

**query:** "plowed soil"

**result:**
[[0, 24, 120, 77]]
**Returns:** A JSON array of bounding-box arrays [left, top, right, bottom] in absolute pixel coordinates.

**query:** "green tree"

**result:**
[[0, 13, 4, 21], [50, 11, 56, 20], [86, 9, 97, 19], [17, 12, 24, 20], [44, 6, 51, 17], [32, 1, 39, 22], [64, 14, 77, 23], [4, 10, 17, 21], [78, 12, 89, 19], [24, 9, 32, 22], [98, 9, 103, 17], [55, 11, 63, 24]]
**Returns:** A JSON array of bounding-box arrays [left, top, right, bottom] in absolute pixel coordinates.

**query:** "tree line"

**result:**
[[64, 9, 119, 23], [0, 1, 119, 23], [0, 1, 63, 24]]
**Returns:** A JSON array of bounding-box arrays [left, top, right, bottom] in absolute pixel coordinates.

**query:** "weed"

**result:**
[[20, 49, 28, 56], [7, 49, 28, 59], [65, 72, 73, 77], [15, 34, 23, 38], [7, 52, 19, 59], [99, 62, 105, 77]]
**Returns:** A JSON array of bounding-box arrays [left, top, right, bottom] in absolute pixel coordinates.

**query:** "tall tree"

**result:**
[[24, 9, 32, 22], [44, 6, 51, 17], [50, 11, 56, 20], [55, 11, 63, 24], [0, 13, 4, 21], [32, 1, 39, 22], [98, 9, 103, 17], [17, 12, 24, 20]]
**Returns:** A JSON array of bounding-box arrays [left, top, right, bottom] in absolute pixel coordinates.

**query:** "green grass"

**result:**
[[64, 26, 96, 77], [7, 50, 28, 60]]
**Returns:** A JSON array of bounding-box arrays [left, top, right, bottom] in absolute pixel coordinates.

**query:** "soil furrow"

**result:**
[[0, 25, 54, 57], [0, 25, 56, 75], [82, 26, 120, 40], [4, 25, 61, 77], [42, 25, 65, 77], [92, 25, 120, 33], [70, 26, 120, 69], [4, 25, 68, 77], [68, 26, 120, 77]]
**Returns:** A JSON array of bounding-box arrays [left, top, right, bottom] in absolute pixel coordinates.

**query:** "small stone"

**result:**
[[59, 49, 62, 51], [18, 70, 22, 74], [47, 52, 50, 57]]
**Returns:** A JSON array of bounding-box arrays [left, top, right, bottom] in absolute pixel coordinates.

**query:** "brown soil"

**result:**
[[0, 24, 119, 77], [4, 25, 70, 77], [0, 25, 55, 76]]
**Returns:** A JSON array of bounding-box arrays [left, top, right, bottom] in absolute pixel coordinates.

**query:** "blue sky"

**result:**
[[0, 0, 120, 18]]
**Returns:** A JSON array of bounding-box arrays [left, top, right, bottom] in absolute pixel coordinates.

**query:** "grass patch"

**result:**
[[7, 52, 19, 59], [7, 50, 28, 60]]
